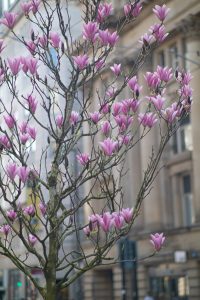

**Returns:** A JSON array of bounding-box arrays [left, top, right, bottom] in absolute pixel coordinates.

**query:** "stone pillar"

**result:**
[[180, 15, 200, 222], [138, 60, 163, 229]]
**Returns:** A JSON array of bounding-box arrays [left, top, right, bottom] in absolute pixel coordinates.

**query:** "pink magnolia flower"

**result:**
[[26, 57, 38, 75], [0, 224, 11, 236], [7, 58, 21, 76], [107, 31, 119, 47], [138, 113, 158, 128], [119, 135, 131, 146], [156, 66, 173, 82], [150, 24, 169, 43], [99, 138, 118, 156], [97, 3, 113, 23], [27, 126, 37, 140], [181, 71, 193, 85], [49, 32, 61, 48], [106, 86, 116, 98], [19, 121, 28, 134], [121, 208, 133, 223], [145, 71, 161, 88], [112, 213, 124, 230], [95, 59, 105, 71], [153, 4, 170, 22], [26, 95, 37, 114], [39, 35, 48, 48], [150, 233, 165, 251], [82, 22, 99, 42], [89, 214, 99, 230], [73, 55, 89, 70], [97, 212, 113, 232], [110, 63, 121, 76], [21, 2, 32, 15], [0, 12, 18, 29], [0, 40, 5, 54], [128, 76, 142, 94], [98, 29, 109, 46], [20, 57, 29, 73], [76, 153, 90, 166], [18, 166, 29, 183], [24, 205, 35, 217], [6, 163, 18, 180], [121, 99, 139, 114], [56, 114, 63, 129], [38, 202, 47, 216], [28, 234, 38, 246], [0, 135, 11, 149], [101, 121, 111, 136], [124, 3, 142, 17], [112, 102, 122, 116], [70, 111, 79, 126], [149, 95, 165, 111], [83, 226, 91, 237], [7, 210, 17, 222], [162, 103, 180, 123], [31, 0, 40, 14], [26, 41, 36, 55], [100, 103, 110, 114], [139, 33, 154, 45], [114, 114, 133, 132], [20, 133, 30, 144], [4, 115, 15, 129], [90, 111, 101, 124]]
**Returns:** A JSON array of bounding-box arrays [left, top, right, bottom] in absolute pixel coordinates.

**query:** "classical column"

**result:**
[[180, 14, 200, 222]]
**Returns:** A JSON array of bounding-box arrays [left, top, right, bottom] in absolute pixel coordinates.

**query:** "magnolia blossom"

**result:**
[[73, 55, 89, 70], [31, 0, 40, 14], [39, 202, 47, 216], [26, 57, 38, 75], [6, 163, 18, 181], [128, 76, 142, 94], [112, 102, 122, 116], [49, 32, 61, 48], [0, 12, 17, 29], [97, 3, 113, 23], [82, 22, 99, 42], [149, 95, 165, 111], [26, 95, 38, 114], [150, 233, 165, 251], [7, 210, 17, 222], [28, 234, 38, 246], [26, 41, 36, 55], [90, 111, 101, 124], [21, 2, 33, 15], [56, 114, 63, 129], [138, 113, 158, 128], [83, 226, 91, 237], [150, 24, 169, 43], [4, 115, 15, 129], [24, 205, 35, 217], [0, 224, 11, 236], [27, 126, 37, 140], [106, 86, 117, 98], [156, 66, 173, 82], [110, 63, 121, 76], [76, 153, 90, 166], [101, 121, 111, 136], [112, 213, 124, 230], [70, 111, 79, 126], [153, 4, 170, 21], [97, 212, 113, 232], [145, 71, 161, 88], [124, 3, 142, 17], [20, 133, 30, 144], [95, 59, 105, 71], [0, 135, 11, 149], [18, 166, 29, 183], [19, 121, 28, 134], [99, 138, 118, 156], [8, 58, 21, 76], [121, 208, 133, 223]]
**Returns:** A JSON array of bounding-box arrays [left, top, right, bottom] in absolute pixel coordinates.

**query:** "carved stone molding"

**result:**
[[177, 13, 200, 39]]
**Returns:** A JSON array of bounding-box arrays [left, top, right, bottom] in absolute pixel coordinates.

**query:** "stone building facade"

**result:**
[[82, 1, 200, 300]]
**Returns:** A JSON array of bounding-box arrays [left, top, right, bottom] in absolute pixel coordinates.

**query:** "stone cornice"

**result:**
[[176, 13, 200, 38]]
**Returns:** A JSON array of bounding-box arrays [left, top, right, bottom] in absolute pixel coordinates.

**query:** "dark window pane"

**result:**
[[183, 175, 191, 193]]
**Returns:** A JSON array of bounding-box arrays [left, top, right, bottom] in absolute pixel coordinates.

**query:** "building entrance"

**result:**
[[150, 275, 189, 300]]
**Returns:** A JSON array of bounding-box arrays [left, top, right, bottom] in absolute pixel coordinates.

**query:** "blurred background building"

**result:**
[[0, 0, 200, 300]]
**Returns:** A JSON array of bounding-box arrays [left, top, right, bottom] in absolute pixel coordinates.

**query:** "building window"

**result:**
[[158, 50, 165, 67], [169, 43, 179, 69], [172, 115, 193, 154], [182, 174, 194, 226]]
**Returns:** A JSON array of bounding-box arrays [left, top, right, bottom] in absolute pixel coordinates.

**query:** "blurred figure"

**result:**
[[144, 291, 155, 300]]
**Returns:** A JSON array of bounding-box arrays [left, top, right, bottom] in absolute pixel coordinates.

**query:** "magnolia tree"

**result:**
[[0, 0, 193, 299]]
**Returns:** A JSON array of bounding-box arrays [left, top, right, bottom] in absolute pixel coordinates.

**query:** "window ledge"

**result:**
[[166, 150, 192, 167]]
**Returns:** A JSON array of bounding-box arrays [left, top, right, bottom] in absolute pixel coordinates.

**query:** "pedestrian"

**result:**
[[144, 291, 155, 300]]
